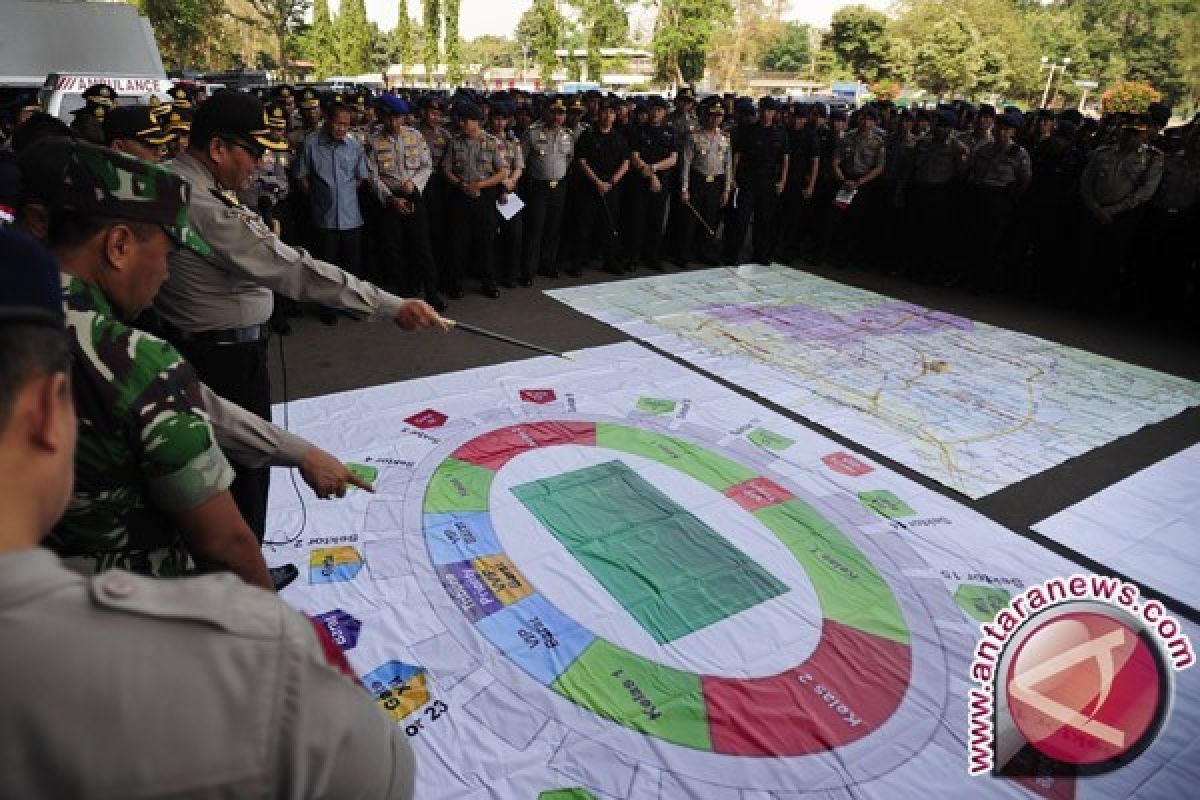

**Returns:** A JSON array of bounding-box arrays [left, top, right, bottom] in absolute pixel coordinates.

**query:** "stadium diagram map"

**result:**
[[264, 342, 1199, 799], [546, 266, 1200, 498]]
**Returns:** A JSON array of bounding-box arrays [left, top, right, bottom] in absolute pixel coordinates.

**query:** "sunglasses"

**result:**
[[223, 137, 265, 160]]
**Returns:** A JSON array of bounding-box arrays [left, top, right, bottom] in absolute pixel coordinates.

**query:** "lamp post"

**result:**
[[1039, 56, 1071, 109], [521, 43, 529, 82]]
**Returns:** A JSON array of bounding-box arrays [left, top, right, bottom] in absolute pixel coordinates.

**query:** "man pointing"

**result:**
[[157, 91, 446, 539]]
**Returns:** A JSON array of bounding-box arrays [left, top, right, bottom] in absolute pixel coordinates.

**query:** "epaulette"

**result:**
[[210, 187, 244, 209]]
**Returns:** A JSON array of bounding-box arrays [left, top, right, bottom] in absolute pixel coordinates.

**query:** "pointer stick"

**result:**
[[442, 318, 573, 360]]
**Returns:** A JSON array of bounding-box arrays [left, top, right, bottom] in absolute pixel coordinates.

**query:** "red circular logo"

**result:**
[[1006, 610, 1164, 765]]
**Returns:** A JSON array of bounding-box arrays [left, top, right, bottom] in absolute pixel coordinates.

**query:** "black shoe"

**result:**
[[537, 269, 559, 279], [269, 317, 293, 335], [500, 278, 517, 289], [603, 265, 624, 276], [425, 294, 448, 313], [481, 285, 500, 299], [318, 310, 338, 326], [564, 267, 582, 278], [448, 287, 465, 299], [647, 260, 666, 271], [269, 564, 299, 591], [518, 275, 533, 287]]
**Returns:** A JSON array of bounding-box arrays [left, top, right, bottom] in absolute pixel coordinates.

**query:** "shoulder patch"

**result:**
[[91, 570, 286, 638]]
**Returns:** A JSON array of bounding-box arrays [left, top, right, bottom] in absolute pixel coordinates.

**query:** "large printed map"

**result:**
[[547, 265, 1200, 498], [264, 343, 1198, 799]]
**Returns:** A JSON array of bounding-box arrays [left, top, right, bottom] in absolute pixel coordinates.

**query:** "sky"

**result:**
[[355, 0, 894, 42]]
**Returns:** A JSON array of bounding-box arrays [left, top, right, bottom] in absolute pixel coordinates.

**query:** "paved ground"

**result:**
[[268, 261, 1200, 619]]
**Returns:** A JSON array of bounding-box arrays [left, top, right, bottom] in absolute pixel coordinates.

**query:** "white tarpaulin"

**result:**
[[546, 266, 1200, 499], [264, 342, 1199, 799], [1035, 444, 1200, 609]]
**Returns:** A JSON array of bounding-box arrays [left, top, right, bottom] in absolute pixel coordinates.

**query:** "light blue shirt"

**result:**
[[295, 130, 369, 230]]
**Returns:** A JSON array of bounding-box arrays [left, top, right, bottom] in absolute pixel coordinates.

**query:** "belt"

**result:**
[[162, 321, 268, 345], [536, 179, 563, 189]]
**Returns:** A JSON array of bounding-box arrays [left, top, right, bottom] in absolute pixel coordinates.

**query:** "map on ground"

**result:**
[[263, 342, 1198, 799], [547, 265, 1200, 498]]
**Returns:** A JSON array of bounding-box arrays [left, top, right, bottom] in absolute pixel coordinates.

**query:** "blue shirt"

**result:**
[[295, 130, 369, 230]]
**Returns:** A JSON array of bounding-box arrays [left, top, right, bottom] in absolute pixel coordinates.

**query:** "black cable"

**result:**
[[262, 331, 309, 547]]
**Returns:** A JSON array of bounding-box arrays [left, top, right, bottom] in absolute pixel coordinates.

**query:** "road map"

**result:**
[[547, 266, 1200, 498]]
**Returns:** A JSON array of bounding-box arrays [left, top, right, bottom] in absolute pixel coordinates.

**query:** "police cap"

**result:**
[[102, 106, 173, 147], [82, 84, 117, 107], [454, 101, 483, 121], [192, 91, 289, 152], [0, 229, 65, 331], [168, 85, 193, 109], [378, 93, 412, 116]]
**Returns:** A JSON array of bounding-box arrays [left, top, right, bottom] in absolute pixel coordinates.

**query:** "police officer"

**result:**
[[628, 95, 677, 271], [369, 94, 446, 310], [69, 84, 116, 145], [903, 109, 968, 282], [777, 103, 820, 263], [443, 101, 509, 298], [1079, 113, 1165, 305], [156, 92, 445, 541], [725, 96, 789, 265], [679, 102, 732, 266], [520, 97, 574, 280], [572, 98, 630, 275], [489, 101, 526, 288], [828, 106, 886, 268], [0, 229, 416, 800], [102, 105, 173, 163], [668, 87, 700, 144], [416, 95, 453, 276], [961, 110, 1031, 292]]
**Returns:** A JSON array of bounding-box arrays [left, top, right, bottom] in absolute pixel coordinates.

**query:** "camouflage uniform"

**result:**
[[50, 275, 235, 577]]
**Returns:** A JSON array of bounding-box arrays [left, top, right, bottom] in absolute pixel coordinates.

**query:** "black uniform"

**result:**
[[627, 123, 676, 268], [725, 121, 789, 264], [573, 126, 630, 273]]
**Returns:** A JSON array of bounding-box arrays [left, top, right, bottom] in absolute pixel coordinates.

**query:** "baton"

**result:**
[[442, 318, 573, 360], [683, 198, 716, 239], [599, 189, 620, 240]]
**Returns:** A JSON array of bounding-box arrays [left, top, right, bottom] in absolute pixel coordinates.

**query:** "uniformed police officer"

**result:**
[[628, 95, 677, 271], [69, 84, 116, 145], [369, 94, 447, 310], [488, 102, 527, 288], [903, 109, 968, 282], [416, 96, 453, 276], [725, 96, 789, 265], [0, 229, 416, 800], [828, 106, 886, 268], [679, 102, 732, 265], [442, 101, 509, 298], [961, 110, 1032, 292], [573, 98, 630, 275], [156, 92, 446, 541], [520, 97, 574, 279], [102, 105, 173, 163]]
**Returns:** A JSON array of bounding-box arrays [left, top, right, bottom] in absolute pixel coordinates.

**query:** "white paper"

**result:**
[[547, 266, 1200, 498], [496, 192, 524, 220], [264, 342, 1200, 799], [1035, 444, 1200, 608]]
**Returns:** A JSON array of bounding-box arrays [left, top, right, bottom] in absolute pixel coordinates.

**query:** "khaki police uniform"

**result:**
[[679, 127, 731, 263], [520, 120, 575, 277], [0, 549, 415, 799], [368, 126, 442, 302], [159, 152, 406, 538], [495, 131, 526, 285], [443, 131, 509, 295]]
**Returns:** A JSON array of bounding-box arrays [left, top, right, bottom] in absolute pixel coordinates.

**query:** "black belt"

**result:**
[[534, 178, 566, 188], [161, 320, 268, 345]]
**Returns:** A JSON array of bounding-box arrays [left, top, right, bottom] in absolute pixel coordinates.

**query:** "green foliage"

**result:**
[[759, 22, 813, 73], [336, 0, 373, 74], [869, 79, 902, 101], [444, 0, 463, 84], [140, 0, 225, 69], [246, 0, 311, 72], [569, 0, 629, 82], [305, 0, 338, 77], [516, 0, 566, 87], [826, 4, 903, 83], [423, 0, 441, 75], [912, 13, 981, 97], [1101, 80, 1162, 112], [652, 0, 732, 85], [463, 35, 520, 70], [394, 1, 414, 67]]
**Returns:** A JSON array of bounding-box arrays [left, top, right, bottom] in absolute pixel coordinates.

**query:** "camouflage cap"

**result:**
[[18, 138, 194, 246]]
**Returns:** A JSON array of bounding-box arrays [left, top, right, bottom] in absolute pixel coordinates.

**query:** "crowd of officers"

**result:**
[[5, 81, 1196, 324]]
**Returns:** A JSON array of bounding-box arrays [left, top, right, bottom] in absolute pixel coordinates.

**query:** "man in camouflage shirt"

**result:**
[[18, 138, 273, 588]]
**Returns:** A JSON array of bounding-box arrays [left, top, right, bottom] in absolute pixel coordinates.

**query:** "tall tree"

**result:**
[[423, 0, 441, 77], [306, 0, 338, 77], [463, 35, 521, 70], [444, 0, 463, 84], [336, 0, 373, 74], [395, 1, 415, 69], [516, 0, 566, 88], [758, 22, 814, 73], [708, 0, 784, 90], [568, 0, 629, 82], [140, 0, 226, 69], [245, 0, 310, 75], [651, 0, 732, 86], [825, 4, 903, 83], [913, 14, 982, 98]]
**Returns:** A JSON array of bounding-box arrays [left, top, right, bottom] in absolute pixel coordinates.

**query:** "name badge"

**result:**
[[705, 175, 715, 183], [548, 180, 558, 189]]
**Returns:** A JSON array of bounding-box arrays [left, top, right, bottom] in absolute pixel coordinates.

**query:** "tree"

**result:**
[[708, 0, 784, 90], [140, 0, 226, 69], [336, 0, 373, 74], [826, 5, 902, 83], [568, 0, 629, 82], [516, 0, 566, 87], [423, 0, 441, 77], [305, 0, 338, 77], [463, 35, 520, 70], [759, 22, 813, 73], [1101, 79, 1162, 112], [395, 1, 415, 68], [444, 0, 463, 85], [869, 79, 902, 101], [246, 0, 310, 75], [651, 0, 732, 85], [912, 14, 982, 98]]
